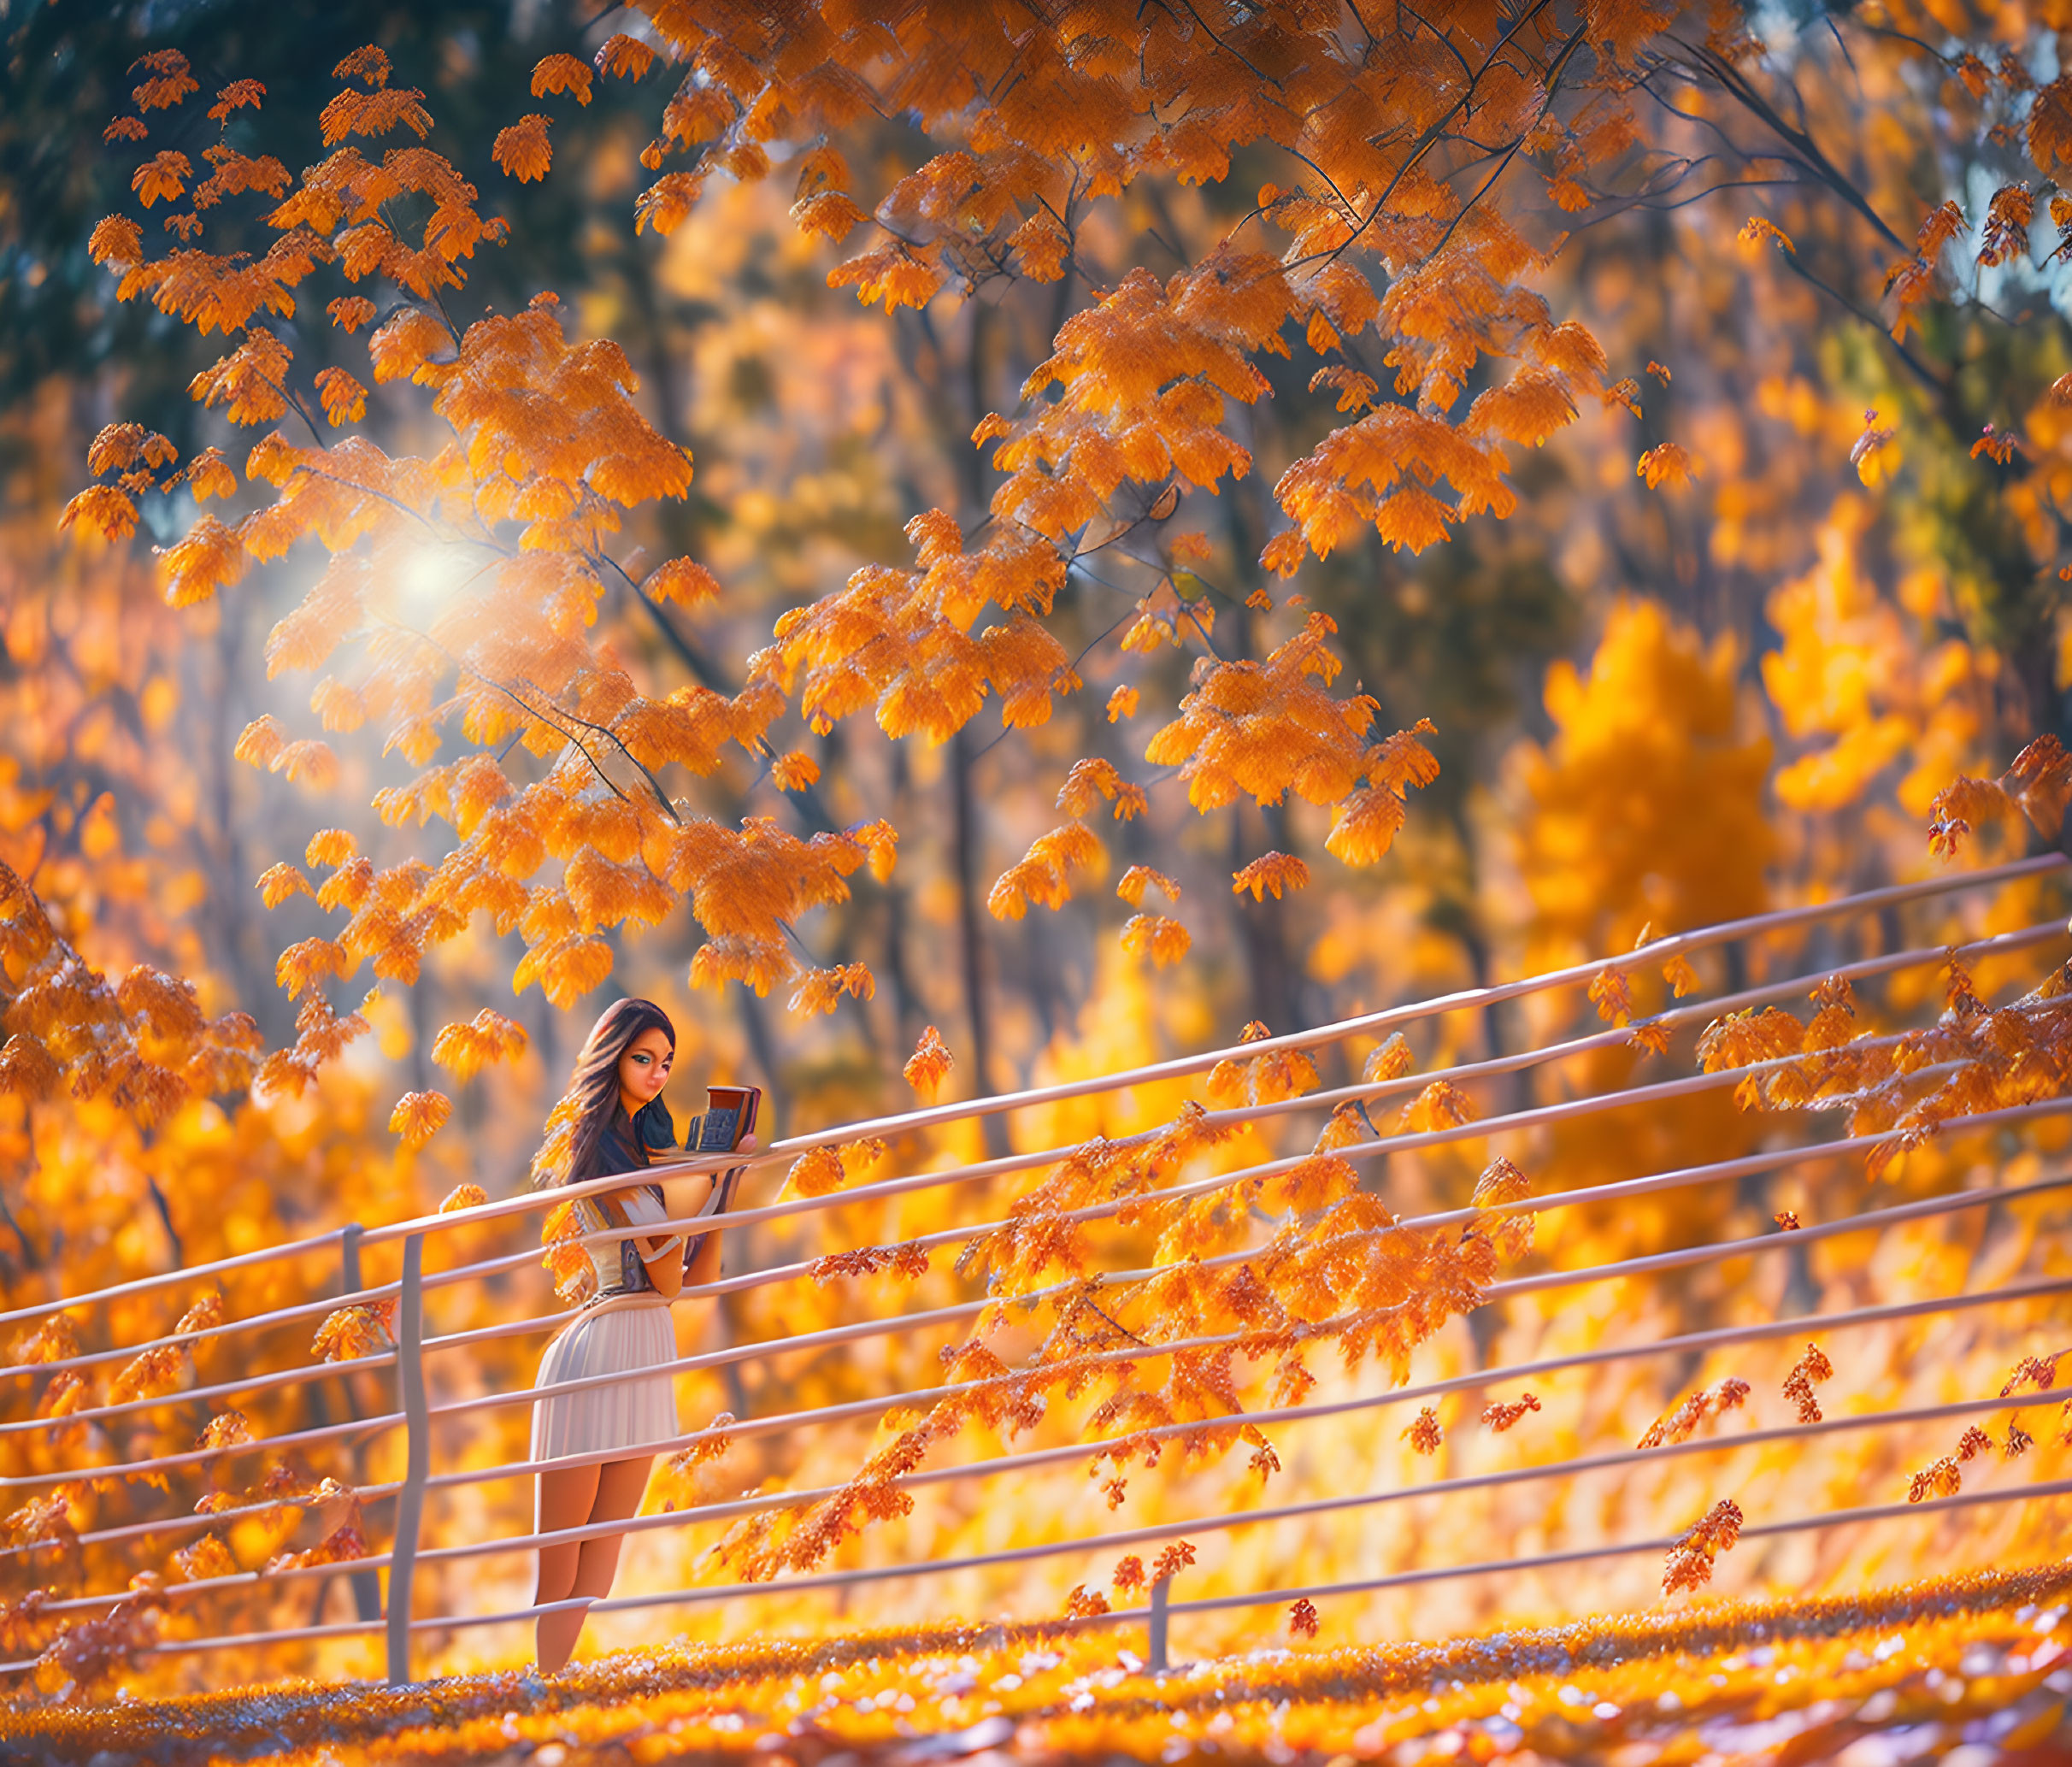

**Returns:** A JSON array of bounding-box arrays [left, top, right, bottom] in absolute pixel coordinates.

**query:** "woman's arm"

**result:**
[[639, 1231, 686, 1301], [682, 1133, 756, 1289]]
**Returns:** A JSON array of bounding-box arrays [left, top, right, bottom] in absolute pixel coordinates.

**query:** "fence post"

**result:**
[[1147, 1574, 1170, 1674], [385, 1232, 428, 1687], [338, 1224, 382, 1625]]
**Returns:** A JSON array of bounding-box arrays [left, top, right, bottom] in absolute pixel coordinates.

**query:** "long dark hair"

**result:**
[[532, 997, 675, 1193]]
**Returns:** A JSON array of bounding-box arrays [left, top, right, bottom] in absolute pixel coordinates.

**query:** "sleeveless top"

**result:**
[[572, 1101, 677, 1299]]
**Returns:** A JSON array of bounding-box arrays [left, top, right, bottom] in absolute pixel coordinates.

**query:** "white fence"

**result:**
[[3, 852, 2068, 1683]]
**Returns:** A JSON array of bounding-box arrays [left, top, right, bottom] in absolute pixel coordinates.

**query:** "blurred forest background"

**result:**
[[3, 0, 2072, 1693]]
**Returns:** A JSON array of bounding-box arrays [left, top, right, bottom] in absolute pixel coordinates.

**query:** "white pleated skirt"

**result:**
[[531, 1299, 679, 1462]]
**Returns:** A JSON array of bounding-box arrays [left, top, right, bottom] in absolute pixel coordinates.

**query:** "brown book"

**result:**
[[695, 1083, 760, 1154], [682, 1084, 761, 1273]]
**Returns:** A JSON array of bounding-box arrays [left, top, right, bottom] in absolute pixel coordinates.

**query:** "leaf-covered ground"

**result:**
[[11, 1561, 2072, 1766]]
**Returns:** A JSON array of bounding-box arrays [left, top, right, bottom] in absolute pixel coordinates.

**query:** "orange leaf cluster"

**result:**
[[309, 1299, 395, 1364], [1663, 1499, 1744, 1595], [1638, 1377, 1751, 1451], [1784, 1343, 1834, 1425], [903, 1025, 955, 1099], [0, 863, 262, 1124], [1481, 1393, 1541, 1433]]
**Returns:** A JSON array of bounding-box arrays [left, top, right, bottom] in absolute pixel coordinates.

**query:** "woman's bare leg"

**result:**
[[568, 1454, 655, 1608], [534, 1460, 601, 1673]]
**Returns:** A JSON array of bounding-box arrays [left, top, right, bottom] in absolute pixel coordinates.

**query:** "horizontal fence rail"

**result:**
[[3, 855, 2069, 1685]]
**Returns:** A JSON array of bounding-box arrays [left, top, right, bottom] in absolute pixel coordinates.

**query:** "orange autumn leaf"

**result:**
[[314, 367, 368, 427], [1637, 442, 1698, 489], [492, 115, 553, 183], [531, 53, 593, 105], [904, 1025, 954, 1098], [597, 34, 657, 81], [771, 751, 821, 792], [130, 151, 192, 213], [1231, 851, 1310, 900], [1115, 865, 1180, 906], [429, 1009, 528, 1081], [388, 1089, 452, 1149], [1120, 912, 1191, 966]]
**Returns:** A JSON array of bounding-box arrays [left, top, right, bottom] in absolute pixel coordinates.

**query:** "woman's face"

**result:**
[[617, 1026, 674, 1108]]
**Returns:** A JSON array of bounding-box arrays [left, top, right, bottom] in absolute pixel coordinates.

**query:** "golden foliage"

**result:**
[[903, 1025, 955, 1099], [1231, 851, 1310, 901], [1120, 912, 1191, 967], [430, 1008, 528, 1081], [1784, 1343, 1834, 1424], [1663, 1499, 1744, 1595], [309, 1299, 395, 1363], [1402, 1406, 1443, 1454]]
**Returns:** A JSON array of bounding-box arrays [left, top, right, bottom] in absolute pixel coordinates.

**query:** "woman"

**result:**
[[527, 997, 753, 1672]]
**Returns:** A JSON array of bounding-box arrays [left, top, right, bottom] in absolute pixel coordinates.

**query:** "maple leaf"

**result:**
[[1120, 913, 1191, 966], [429, 1008, 527, 1081], [314, 368, 368, 427], [388, 1088, 452, 1149], [1588, 963, 1633, 1025], [310, 1299, 395, 1362], [988, 822, 1104, 918], [493, 115, 554, 184], [132, 49, 198, 112], [597, 34, 657, 80], [789, 963, 874, 1016], [274, 936, 349, 1001], [327, 295, 376, 333], [321, 83, 433, 146], [829, 244, 946, 314], [532, 52, 593, 105], [306, 828, 356, 868], [1116, 865, 1180, 907], [636, 172, 705, 236], [1231, 851, 1310, 900], [207, 79, 265, 124], [2032, 75, 2072, 174], [645, 557, 722, 607], [771, 751, 821, 791], [130, 150, 193, 211], [793, 191, 869, 243], [88, 214, 144, 271], [57, 485, 140, 546], [786, 1145, 845, 1199], [1636, 442, 1698, 490], [904, 1025, 955, 1098], [188, 327, 293, 427], [366, 308, 454, 385], [255, 863, 313, 910]]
